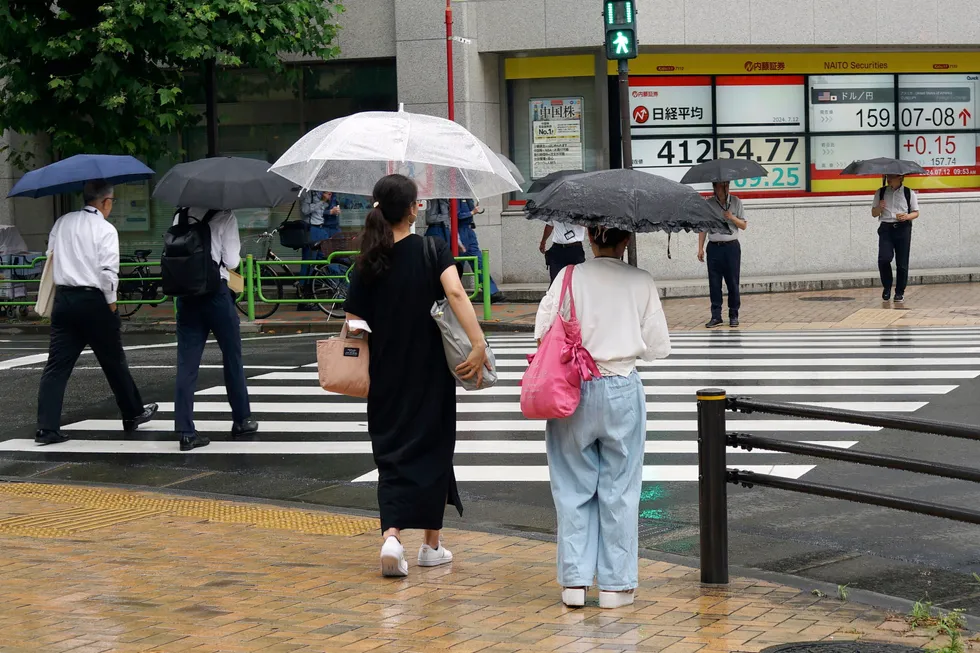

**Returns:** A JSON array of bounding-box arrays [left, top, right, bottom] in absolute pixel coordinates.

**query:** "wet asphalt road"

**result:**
[[0, 329, 978, 615]]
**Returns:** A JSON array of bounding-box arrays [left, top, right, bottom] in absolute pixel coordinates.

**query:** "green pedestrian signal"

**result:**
[[604, 0, 637, 60]]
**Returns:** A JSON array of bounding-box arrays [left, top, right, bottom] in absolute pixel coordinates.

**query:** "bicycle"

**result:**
[[117, 249, 160, 318], [236, 229, 288, 319]]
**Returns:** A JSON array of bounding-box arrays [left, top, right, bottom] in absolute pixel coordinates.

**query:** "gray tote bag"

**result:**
[[423, 238, 497, 391]]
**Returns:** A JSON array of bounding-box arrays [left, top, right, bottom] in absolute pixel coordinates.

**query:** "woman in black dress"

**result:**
[[344, 174, 489, 578]]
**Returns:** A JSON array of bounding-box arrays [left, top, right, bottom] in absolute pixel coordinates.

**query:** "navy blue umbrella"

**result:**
[[7, 154, 155, 199]]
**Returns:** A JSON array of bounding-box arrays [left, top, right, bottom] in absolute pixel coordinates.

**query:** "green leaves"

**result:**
[[0, 0, 343, 169]]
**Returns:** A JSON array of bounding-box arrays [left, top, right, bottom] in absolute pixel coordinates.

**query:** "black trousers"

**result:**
[[175, 283, 251, 435], [546, 242, 586, 283], [878, 222, 912, 295], [37, 287, 144, 432], [707, 241, 741, 320]]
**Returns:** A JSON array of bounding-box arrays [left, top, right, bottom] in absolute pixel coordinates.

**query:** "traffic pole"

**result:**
[[446, 0, 459, 257], [246, 255, 255, 322], [482, 249, 492, 321], [617, 58, 638, 267], [697, 388, 729, 584]]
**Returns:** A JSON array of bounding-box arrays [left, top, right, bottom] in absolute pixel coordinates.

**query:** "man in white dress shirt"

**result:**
[[539, 221, 587, 283], [871, 174, 920, 303], [172, 207, 256, 452], [35, 180, 157, 445]]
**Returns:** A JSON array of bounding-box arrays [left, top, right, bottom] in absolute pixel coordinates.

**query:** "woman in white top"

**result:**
[[534, 226, 671, 609]]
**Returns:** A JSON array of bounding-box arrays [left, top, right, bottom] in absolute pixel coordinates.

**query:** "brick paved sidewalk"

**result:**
[[0, 483, 973, 653]]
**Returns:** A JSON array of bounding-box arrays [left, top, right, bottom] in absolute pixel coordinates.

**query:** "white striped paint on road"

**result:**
[[351, 464, 817, 483], [61, 419, 876, 433], [488, 346, 980, 355], [197, 384, 958, 397], [162, 401, 926, 414], [491, 357, 980, 368], [0, 439, 859, 455], [252, 370, 980, 382]]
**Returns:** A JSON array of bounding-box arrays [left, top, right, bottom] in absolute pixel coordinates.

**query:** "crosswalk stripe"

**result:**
[[0, 439, 859, 455], [251, 370, 980, 382], [197, 384, 958, 397], [162, 401, 925, 414], [62, 419, 876, 433], [351, 464, 818, 483], [490, 346, 980, 355], [492, 357, 980, 368]]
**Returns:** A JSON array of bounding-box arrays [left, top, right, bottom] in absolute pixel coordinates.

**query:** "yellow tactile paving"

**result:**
[[0, 481, 380, 536], [0, 483, 975, 652], [0, 506, 167, 538]]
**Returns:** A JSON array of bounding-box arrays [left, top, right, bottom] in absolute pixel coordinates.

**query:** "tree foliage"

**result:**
[[0, 0, 343, 169]]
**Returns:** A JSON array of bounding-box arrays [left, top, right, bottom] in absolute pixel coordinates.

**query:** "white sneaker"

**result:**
[[599, 590, 635, 609], [561, 588, 586, 608], [417, 543, 453, 567], [380, 536, 408, 577]]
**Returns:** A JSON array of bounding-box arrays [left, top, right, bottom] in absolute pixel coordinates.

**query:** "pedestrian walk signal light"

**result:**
[[604, 0, 637, 60]]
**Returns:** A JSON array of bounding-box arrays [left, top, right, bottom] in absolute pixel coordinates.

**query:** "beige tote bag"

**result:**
[[316, 324, 370, 398], [34, 254, 56, 318]]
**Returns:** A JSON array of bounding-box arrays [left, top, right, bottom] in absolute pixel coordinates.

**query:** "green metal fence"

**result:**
[[1, 250, 494, 323]]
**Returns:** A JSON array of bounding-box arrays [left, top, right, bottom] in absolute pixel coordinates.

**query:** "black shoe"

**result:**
[[231, 417, 259, 439], [882, 289, 891, 301], [894, 294, 905, 304], [179, 433, 211, 452], [123, 403, 158, 433], [490, 292, 505, 304], [730, 318, 740, 328], [35, 430, 69, 446], [705, 318, 724, 329]]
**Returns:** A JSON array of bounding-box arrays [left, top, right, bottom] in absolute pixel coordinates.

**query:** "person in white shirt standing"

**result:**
[[35, 180, 158, 445], [534, 227, 671, 609], [697, 182, 748, 328], [539, 221, 587, 283], [172, 207, 257, 452], [871, 174, 920, 303]]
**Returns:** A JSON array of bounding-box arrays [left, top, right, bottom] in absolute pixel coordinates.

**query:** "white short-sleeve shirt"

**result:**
[[873, 185, 919, 224], [550, 221, 586, 245]]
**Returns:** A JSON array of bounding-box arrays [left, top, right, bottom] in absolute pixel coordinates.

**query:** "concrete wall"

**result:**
[[502, 195, 980, 284], [473, 0, 980, 50]]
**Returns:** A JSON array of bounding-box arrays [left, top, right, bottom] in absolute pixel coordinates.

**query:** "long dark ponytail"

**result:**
[[357, 174, 418, 280]]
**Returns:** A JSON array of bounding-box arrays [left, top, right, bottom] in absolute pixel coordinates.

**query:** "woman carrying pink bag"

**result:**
[[533, 227, 671, 610]]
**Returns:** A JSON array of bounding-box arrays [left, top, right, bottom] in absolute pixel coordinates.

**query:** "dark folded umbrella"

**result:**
[[525, 169, 729, 234], [152, 157, 299, 210], [841, 158, 926, 177], [681, 159, 768, 184], [7, 154, 155, 199], [527, 169, 586, 194]]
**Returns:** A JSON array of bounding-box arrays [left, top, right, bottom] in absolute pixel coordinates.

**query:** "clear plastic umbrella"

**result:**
[[269, 110, 521, 199]]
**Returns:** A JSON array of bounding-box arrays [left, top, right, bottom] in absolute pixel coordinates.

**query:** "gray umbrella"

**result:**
[[841, 158, 926, 177], [681, 158, 768, 184], [152, 157, 299, 210], [525, 169, 729, 234]]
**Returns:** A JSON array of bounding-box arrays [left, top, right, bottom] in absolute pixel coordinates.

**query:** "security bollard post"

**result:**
[[697, 388, 729, 584]]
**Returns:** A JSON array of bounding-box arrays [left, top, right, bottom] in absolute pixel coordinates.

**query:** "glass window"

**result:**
[[509, 76, 603, 198]]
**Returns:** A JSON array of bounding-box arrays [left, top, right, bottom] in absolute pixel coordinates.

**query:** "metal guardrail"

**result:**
[[2, 251, 494, 323], [696, 388, 980, 585]]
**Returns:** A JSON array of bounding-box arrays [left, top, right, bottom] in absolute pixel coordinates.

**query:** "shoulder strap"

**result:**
[[877, 187, 886, 202], [558, 264, 576, 320], [904, 186, 912, 211], [202, 209, 219, 223], [175, 208, 190, 226]]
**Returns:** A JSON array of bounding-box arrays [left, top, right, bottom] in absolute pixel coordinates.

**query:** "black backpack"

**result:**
[[877, 186, 913, 213], [162, 208, 221, 297]]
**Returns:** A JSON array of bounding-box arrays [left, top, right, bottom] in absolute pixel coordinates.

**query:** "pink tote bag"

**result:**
[[520, 265, 601, 420]]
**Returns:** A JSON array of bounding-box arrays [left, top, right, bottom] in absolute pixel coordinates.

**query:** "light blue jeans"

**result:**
[[545, 372, 645, 591]]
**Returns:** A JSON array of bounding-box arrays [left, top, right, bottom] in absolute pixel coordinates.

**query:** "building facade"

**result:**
[[4, 0, 980, 287]]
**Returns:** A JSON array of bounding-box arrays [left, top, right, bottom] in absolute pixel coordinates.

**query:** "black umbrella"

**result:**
[[527, 169, 586, 194], [152, 157, 299, 210], [681, 158, 768, 184], [840, 158, 926, 177], [525, 169, 729, 234]]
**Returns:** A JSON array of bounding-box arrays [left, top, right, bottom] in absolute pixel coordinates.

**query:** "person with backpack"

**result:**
[[872, 175, 919, 303], [164, 207, 257, 451], [35, 180, 158, 445]]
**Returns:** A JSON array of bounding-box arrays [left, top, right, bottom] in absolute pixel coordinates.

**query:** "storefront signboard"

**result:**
[[529, 97, 584, 179]]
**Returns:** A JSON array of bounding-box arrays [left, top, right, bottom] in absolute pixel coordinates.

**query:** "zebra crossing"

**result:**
[[4, 327, 980, 485]]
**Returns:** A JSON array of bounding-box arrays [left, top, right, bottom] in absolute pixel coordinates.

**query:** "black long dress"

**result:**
[[343, 234, 463, 532]]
